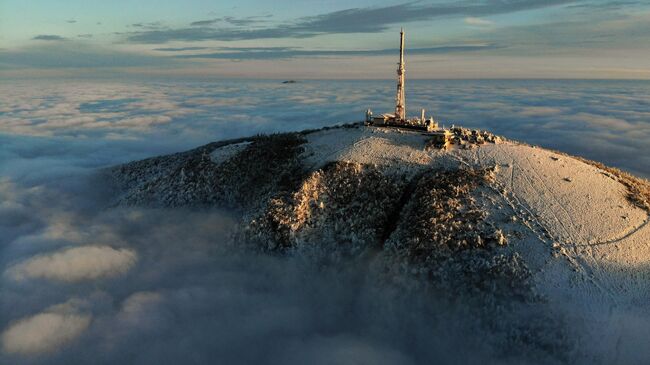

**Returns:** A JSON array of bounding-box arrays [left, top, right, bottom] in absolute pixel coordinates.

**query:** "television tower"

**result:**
[[395, 28, 406, 121]]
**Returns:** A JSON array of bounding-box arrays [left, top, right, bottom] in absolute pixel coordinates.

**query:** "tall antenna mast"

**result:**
[[395, 28, 406, 121]]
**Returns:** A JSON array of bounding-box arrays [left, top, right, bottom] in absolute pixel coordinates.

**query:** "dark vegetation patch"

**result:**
[[384, 168, 531, 300], [215, 133, 307, 210], [386, 168, 503, 256], [110, 133, 306, 210], [245, 161, 408, 253], [110, 137, 253, 193], [244, 162, 534, 304], [381, 167, 571, 362], [297, 121, 363, 137]]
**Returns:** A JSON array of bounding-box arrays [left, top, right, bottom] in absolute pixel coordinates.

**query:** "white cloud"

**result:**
[[464, 17, 494, 26], [120, 292, 163, 319], [0, 82, 175, 137], [114, 115, 173, 130], [117, 291, 165, 330], [573, 112, 637, 131], [518, 106, 564, 116], [2, 302, 91, 355], [8, 245, 137, 282]]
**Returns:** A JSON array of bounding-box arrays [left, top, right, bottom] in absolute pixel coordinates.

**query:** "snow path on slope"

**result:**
[[446, 142, 650, 298], [445, 142, 650, 363], [457, 143, 647, 245]]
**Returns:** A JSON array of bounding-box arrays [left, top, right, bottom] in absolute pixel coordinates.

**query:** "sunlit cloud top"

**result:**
[[1, 0, 649, 78]]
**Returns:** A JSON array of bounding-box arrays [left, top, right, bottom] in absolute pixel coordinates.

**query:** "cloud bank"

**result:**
[[8, 246, 137, 282], [2, 313, 91, 355], [2, 174, 505, 363], [1, 79, 647, 177], [2, 298, 92, 355]]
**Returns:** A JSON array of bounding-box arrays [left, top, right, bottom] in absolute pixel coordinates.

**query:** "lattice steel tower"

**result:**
[[395, 28, 406, 121]]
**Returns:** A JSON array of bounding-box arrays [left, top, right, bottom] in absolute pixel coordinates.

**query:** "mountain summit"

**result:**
[[110, 123, 650, 361]]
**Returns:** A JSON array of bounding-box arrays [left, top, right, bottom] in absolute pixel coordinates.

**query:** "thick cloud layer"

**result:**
[[0, 79, 649, 364], [0, 179, 505, 364], [1, 79, 648, 177]]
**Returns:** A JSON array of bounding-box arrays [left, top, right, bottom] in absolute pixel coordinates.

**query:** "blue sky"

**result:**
[[1, 0, 650, 78]]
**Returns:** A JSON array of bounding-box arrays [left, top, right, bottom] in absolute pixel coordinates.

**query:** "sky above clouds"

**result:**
[[1, 0, 650, 78]]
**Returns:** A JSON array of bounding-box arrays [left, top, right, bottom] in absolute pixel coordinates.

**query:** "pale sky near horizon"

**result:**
[[1, 0, 649, 79]]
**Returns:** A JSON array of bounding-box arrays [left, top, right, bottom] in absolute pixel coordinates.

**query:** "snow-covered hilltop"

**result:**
[[110, 123, 650, 362]]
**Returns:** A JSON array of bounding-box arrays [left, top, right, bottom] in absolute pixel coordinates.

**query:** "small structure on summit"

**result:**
[[365, 28, 438, 132], [428, 129, 453, 149]]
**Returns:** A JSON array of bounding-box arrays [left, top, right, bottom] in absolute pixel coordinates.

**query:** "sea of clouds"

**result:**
[[1, 79, 648, 176], [1, 79, 649, 364]]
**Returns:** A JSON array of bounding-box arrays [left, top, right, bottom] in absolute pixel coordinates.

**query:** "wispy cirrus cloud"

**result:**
[[190, 19, 219, 26], [190, 15, 272, 27], [172, 44, 501, 60], [32, 34, 67, 41], [125, 0, 578, 43], [0, 42, 174, 68], [471, 12, 650, 52], [566, 0, 645, 12], [464, 17, 494, 26], [153, 46, 210, 52]]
